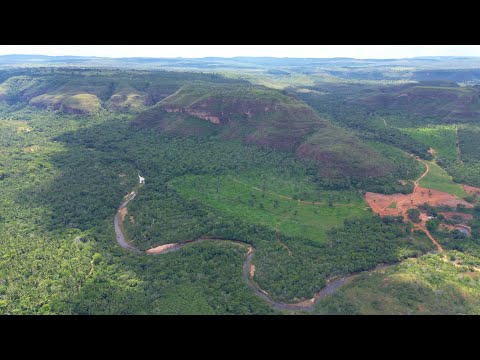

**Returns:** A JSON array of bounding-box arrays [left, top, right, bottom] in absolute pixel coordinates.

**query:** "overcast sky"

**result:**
[[1, 45, 480, 59]]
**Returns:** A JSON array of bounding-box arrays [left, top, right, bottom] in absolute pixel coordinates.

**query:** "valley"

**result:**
[[1, 53, 480, 315]]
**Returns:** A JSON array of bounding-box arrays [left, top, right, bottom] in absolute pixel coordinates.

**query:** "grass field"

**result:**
[[401, 125, 458, 160], [229, 168, 360, 202], [170, 171, 371, 243], [314, 252, 480, 314], [419, 161, 466, 198]]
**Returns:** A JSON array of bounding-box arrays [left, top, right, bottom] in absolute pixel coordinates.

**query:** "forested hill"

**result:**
[[0, 68, 236, 114], [134, 82, 393, 182], [2, 64, 479, 315], [0, 68, 397, 185]]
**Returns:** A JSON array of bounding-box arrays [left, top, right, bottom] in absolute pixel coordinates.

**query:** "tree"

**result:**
[[463, 195, 476, 204], [426, 218, 440, 232], [407, 208, 421, 223]]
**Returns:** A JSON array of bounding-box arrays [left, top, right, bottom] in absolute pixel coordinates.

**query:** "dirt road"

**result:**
[[414, 158, 430, 190], [366, 156, 450, 253], [404, 158, 443, 252], [417, 221, 444, 252]]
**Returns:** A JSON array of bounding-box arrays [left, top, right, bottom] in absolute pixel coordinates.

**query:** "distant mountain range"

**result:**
[[1, 54, 480, 69]]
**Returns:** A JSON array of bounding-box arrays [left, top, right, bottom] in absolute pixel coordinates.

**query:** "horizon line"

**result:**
[[1, 53, 480, 60]]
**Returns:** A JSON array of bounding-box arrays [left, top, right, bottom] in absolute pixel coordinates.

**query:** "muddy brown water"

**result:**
[[114, 188, 410, 312], [114, 192, 141, 253]]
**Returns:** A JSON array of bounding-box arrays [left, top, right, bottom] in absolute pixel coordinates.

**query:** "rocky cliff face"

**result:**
[[164, 106, 221, 124]]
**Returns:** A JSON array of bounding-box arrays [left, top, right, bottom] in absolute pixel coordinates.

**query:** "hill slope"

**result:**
[[134, 83, 393, 181], [0, 69, 237, 114], [357, 82, 480, 124]]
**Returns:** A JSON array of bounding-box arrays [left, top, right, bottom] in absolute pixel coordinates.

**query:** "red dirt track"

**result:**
[[365, 186, 472, 219], [365, 157, 473, 253]]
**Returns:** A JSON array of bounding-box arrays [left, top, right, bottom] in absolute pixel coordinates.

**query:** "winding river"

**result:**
[[114, 187, 394, 312]]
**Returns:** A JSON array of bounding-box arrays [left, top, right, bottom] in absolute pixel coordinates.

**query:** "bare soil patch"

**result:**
[[119, 207, 128, 223], [366, 187, 472, 220], [364, 157, 472, 253], [146, 243, 182, 254], [464, 185, 480, 196], [440, 212, 473, 221]]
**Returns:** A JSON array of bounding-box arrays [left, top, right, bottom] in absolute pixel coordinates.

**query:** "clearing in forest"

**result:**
[[419, 161, 466, 198], [401, 125, 457, 160], [170, 171, 370, 243], [365, 156, 473, 252]]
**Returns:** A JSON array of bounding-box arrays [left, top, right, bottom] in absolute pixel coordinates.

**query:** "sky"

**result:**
[[1, 45, 480, 59]]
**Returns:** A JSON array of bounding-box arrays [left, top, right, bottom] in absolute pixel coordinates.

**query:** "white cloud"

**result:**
[[1, 45, 480, 59]]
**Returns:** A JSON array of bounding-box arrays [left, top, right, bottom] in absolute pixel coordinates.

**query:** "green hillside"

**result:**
[[136, 83, 393, 183], [419, 161, 467, 198], [1, 62, 480, 315], [314, 251, 480, 315], [357, 83, 480, 125], [401, 125, 458, 160], [0, 69, 237, 113]]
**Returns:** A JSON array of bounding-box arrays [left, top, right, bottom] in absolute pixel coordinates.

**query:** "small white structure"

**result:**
[[138, 175, 145, 184]]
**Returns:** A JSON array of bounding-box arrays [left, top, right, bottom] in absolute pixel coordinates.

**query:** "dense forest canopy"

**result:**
[[0, 60, 479, 315]]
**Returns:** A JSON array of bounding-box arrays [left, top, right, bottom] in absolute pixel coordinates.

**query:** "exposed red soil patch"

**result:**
[[411, 187, 472, 208], [364, 158, 473, 253], [440, 212, 473, 221], [365, 192, 406, 217], [365, 185, 473, 252], [416, 215, 444, 252], [464, 185, 480, 196], [365, 187, 473, 220]]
